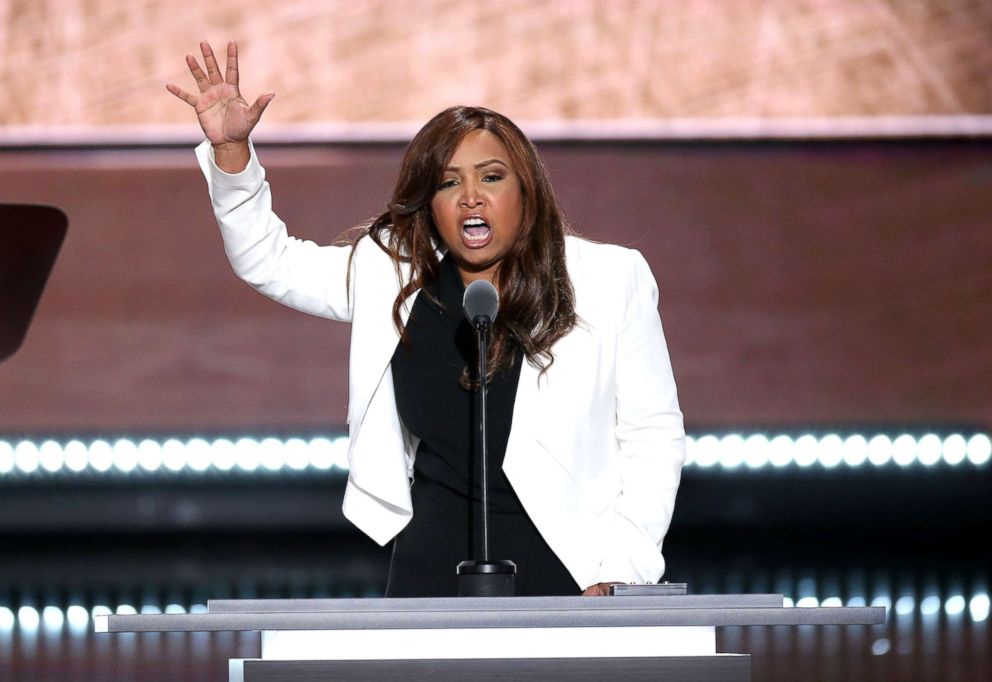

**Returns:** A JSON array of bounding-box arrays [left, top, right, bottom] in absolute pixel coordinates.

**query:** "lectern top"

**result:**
[[96, 595, 886, 634], [208, 594, 783, 614]]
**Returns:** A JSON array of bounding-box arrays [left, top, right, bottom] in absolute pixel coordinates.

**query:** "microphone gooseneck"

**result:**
[[457, 278, 516, 596], [462, 279, 498, 561]]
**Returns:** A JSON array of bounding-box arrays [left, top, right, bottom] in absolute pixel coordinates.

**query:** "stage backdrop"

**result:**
[[0, 0, 990, 142]]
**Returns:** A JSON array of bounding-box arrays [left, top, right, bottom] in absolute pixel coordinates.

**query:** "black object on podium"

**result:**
[[457, 279, 517, 596], [0, 204, 68, 363]]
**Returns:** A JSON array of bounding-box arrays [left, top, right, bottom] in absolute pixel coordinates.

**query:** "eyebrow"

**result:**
[[444, 158, 509, 171]]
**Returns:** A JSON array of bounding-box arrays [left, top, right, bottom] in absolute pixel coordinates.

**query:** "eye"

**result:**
[[438, 178, 458, 190], [482, 173, 504, 183]]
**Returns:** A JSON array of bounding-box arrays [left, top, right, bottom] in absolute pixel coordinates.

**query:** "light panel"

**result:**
[[2, 588, 987, 634], [0, 431, 988, 480]]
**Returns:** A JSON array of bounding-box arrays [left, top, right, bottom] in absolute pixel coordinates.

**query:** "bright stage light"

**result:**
[[743, 434, 770, 469], [112, 439, 139, 473], [260, 437, 286, 471], [285, 438, 309, 471], [942, 434, 967, 465], [970, 594, 990, 622], [967, 435, 991, 465], [89, 439, 113, 472], [66, 605, 89, 631], [235, 438, 261, 472], [42, 605, 65, 630], [694, 435, 720, 468], [944, 595, 966, 616], [162, 438, 186, 472], [0, 607, 14, 631], [871, 638, 890, 656], [17, 606, 40, 631], [894, 596, 915, 616], [768, 435, 793, 467], [65, 440, 88, 472], [39, 440, 64, 473], [211, 438, 236, 471], [794, 435, 818, 467], [0, 441, 13, 474], [920, 595, 941, 616], [186, 438, 211, 472], [917, 434, 942, 466], [870, 595, 891, 610], [842, 435, 868, 467], [892, 435, 917, 466], [867, 435, 892, 466], [137, 439, 163, 472], [15, 441, 40, 474], [818, 434, 843, 468], [718, 434, 745, 469]]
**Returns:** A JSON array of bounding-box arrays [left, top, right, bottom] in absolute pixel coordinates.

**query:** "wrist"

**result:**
[[211, 140, 250, 174]]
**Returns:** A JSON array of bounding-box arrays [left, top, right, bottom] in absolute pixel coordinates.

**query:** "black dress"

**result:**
[[387, 254, 577, 597]]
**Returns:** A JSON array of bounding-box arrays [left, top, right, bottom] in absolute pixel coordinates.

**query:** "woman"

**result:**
[[168, 41, 686, 597]]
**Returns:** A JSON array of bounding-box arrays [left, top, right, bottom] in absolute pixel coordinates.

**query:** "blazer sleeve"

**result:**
[[195, 140, 356, 322], [595, 249, 686, 584]]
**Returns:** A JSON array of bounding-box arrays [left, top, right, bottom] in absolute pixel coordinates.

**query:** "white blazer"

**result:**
[[196, 142, 686, 590]]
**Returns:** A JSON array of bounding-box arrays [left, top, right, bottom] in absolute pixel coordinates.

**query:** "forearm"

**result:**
[[195, 140, 356, 321]]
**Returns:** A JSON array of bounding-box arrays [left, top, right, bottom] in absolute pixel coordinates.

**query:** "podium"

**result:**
[[95, 594, 885, 681]]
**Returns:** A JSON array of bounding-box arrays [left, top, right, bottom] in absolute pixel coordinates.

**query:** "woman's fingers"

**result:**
[[165, 83, 197, 107], [185, 54, 210, 92], [200, 40, 224, 85], [248, 92, 276, 124], [225, 40, 239, 86]]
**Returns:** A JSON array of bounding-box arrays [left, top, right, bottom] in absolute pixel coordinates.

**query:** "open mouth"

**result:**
[[461, 217, 493, 248]]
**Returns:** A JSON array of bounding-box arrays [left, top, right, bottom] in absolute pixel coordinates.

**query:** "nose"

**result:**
[[458, 179, 483, 207]]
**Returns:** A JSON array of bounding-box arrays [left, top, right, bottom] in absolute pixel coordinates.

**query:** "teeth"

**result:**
[[462, 217, 487, 228]]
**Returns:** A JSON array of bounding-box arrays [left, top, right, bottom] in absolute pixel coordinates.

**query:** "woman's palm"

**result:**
[[167, 41, 273, 146], [195, 83, 255, 144]]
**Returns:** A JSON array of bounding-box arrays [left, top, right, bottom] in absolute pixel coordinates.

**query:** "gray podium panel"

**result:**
[[99, 605, 885, 633], [231, 655, 751, 682]]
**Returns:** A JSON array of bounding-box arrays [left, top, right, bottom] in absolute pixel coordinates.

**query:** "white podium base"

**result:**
[[261, 625, 716, 660]]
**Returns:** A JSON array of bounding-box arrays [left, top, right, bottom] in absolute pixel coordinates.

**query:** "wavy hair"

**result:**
[[349, 106, 576, 386]]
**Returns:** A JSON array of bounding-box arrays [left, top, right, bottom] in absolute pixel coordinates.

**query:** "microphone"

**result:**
[[462, 279, 499, 328], [456, 278, 516, 596]]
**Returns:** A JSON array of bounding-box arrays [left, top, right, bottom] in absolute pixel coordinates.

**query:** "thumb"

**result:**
[[248, 92, 275, 124]]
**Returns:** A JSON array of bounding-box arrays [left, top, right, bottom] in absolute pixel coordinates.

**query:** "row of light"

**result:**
[[684, 432, 991, 470], [0, 603, 206, 634], [0, 436, 351, 477], [0, 432, 989, 478], [2, 593, 987, 634]]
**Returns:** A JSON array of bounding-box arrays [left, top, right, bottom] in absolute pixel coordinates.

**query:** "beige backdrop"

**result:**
[[1, 0, 990, 140]]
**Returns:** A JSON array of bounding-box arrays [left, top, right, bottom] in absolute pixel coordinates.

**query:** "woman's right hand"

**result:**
[[166, 40, 274, 171]]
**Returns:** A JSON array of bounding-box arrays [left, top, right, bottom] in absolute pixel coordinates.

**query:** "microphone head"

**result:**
[[463, 279, 499, 326]]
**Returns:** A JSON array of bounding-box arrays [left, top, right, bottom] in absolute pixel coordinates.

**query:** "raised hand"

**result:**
[[166, 40, 274, 171]]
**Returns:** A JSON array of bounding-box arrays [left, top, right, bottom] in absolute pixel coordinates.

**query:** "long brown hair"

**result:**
[[351, 105, 576, 385]]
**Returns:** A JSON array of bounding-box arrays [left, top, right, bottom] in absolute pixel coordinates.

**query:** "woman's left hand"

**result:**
[[582, 582, 621, 596]]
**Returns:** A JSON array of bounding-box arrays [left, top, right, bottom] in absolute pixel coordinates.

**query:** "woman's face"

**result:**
[[431, 129, 524, 285]]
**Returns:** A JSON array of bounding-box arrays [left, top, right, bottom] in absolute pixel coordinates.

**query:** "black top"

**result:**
[[390, 254, 524, 513], [386, 254, 579, 596]]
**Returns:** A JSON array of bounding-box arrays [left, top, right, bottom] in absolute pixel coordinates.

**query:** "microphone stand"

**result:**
[[456, 314, 517, 597]]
